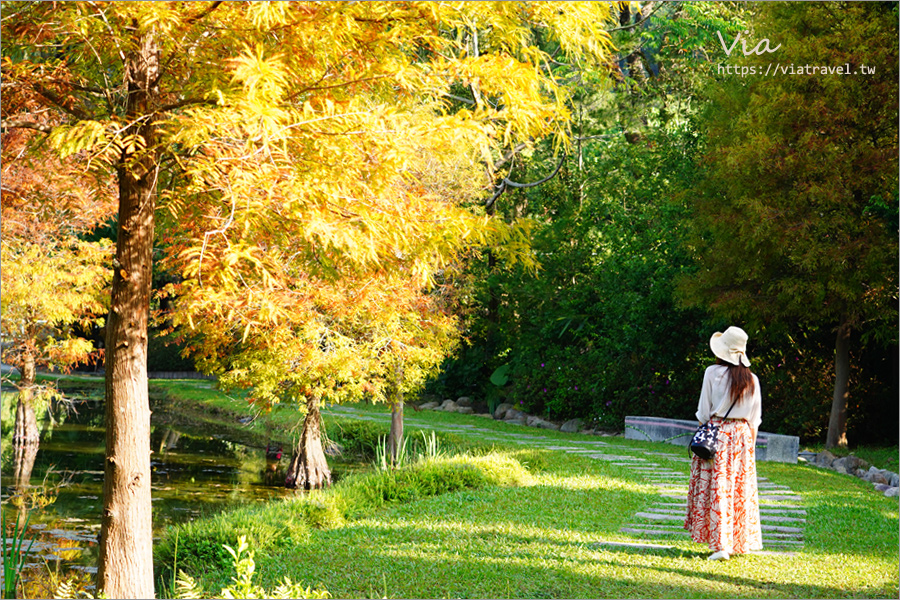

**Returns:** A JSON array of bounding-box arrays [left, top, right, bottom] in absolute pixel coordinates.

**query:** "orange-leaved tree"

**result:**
[[1, 118, 115, 445], [2, 2, 615, 596]]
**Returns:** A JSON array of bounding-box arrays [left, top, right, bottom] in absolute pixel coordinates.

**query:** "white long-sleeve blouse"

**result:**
[[695, 364, 762, 431]]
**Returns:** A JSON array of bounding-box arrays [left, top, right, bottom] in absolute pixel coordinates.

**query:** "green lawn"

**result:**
[[150, 381, 899, 599]]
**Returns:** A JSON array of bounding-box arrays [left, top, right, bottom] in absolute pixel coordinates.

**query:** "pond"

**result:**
[[1, 383, 359, 594]]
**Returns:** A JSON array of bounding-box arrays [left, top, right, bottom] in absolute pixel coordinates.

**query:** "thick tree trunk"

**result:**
[[97, 26, 159, 599], [285, 396, 332, 490], [826, 323, 851, 449], [13, 352, 40, 445], [388, 398, 404, 466]]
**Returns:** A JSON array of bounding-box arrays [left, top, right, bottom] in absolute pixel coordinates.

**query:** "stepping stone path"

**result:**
[[323, 405, 805, 555]]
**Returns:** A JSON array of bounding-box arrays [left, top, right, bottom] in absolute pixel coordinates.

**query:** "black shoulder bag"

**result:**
[[689, 401, 736, 460]]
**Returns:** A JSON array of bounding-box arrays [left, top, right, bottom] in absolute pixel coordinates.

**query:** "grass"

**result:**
[[149, 385, 898, 598], [162, 443, 898, 598], [28, 377, 900, 598]]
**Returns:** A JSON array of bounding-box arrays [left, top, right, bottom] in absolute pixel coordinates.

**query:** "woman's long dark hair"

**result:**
[[716, 358, 755, 404]]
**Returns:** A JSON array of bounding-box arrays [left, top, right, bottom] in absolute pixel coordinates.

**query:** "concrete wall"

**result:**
[[624, 415, 799, 463]]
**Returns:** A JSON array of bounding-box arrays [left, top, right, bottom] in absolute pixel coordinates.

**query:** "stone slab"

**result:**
[[624, 415, 799, 463], [594, 541, 675, 551], [635, 512, 683, 521]]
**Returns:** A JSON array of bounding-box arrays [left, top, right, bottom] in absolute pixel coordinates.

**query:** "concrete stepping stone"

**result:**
[[594, 540, 677, 551], [761, 524, 803, 534], [635, 512, 683, 521], [584, 454, 648, 461], [621, 527, 690, 537]]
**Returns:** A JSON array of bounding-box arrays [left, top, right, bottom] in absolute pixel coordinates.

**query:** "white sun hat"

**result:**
[[710, 326, 751, 367]]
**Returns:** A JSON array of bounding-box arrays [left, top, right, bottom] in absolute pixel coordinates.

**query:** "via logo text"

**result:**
[[717, 30, 781, 56]]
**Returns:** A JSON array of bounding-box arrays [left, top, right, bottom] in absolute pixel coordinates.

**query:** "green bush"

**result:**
[[324, 419, 387, 459], [156, 453, 533, 579], [155, 502, 310, 576]]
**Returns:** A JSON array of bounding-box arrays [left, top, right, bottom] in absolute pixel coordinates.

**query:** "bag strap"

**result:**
[[720, 400, 737, 420]]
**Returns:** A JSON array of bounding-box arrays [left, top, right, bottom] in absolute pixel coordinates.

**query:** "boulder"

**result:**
[[418, 401, 439, 410], [885, 487, 900, 498], [493, 403, 514, 420], [890, 472, 899, 488], [560, 418, 583, 433], [832, 455, 868, 473], [504, 408, 525, 421], [815, 450, 836, 469], [866, 467, 889, 485], [456, 406, 474, 415], [526, 415, 543, 428], [456, 396, 473, 407], [874, 483, 892, 493], [440, 399, 458, 411], [505, 417, 527, 426], [536, 420, 561, 431]]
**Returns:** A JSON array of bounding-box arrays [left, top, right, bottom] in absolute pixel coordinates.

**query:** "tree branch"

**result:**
[[1, 119, 53, 134], [606, 1, 672, 33], [487, 153, 566, 210], [184, 1, 224, 25], [32, 82, 92, 121], [157, 97, 219, 113]]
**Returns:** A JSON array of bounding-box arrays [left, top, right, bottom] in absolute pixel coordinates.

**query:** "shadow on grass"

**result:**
[[259, 517, 894, 599]]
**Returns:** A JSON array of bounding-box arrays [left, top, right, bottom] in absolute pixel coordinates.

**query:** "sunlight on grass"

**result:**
[[157, 387, 898, 599]]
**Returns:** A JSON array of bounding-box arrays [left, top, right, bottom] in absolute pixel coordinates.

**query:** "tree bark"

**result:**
[[825, 322, 851, 449], [97, 25, 159, 599], [13, 352, 40, 445], [285, 396, 332, 490], [13, 441, 40, 530], [388, 397, 404, 466]]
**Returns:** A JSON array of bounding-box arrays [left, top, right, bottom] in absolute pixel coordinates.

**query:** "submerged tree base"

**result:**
[[285, 396, 332, 490]]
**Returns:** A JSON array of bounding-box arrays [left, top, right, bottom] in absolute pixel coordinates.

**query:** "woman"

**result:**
[[685, 326, 763, 560]]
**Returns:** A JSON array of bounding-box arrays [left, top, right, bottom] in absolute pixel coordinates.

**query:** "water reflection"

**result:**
[[0, 390, 320, 588]]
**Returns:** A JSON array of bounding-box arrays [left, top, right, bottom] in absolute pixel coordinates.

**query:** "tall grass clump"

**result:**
[[156, 451, 533, 582]]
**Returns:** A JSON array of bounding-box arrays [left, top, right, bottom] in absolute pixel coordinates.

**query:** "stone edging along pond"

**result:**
[[801, 450, 900, 498]]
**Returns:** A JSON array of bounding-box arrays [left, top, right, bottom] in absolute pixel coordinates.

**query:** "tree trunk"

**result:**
[[13, 352, 40, 445], [13, 441, 40, 530], [97, 26, 159, 599], [388, 397, 404, 466], [285, 396, 332, 490], [825, 323, 851, 449]]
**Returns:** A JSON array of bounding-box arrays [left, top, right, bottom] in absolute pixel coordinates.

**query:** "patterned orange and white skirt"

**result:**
[[684, 418, 763, 554]]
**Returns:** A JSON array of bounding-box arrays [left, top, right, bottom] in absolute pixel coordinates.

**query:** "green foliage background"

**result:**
[[426, 1, 898, 445]]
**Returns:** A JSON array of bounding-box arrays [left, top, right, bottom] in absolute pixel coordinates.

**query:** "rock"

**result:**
[[833, 462, 851, 475], [890, 473, 899, 488], [493, 403, 514, 420], [561, 418, 583, 433], [815, 450, 836, 469], [505, 417, 527, 426], [456, 396, 473, 407], [526, 415, 542, 428], [537, 420, 561, 431], [456, 407, 474, 415], [418, 401, 439, 410], [504, 408, 525, 421], [874, 483, 892, 493], [439, 399, 458, 411], [867, 466, 889, 485], [885, 487, 900, 498], [833, 456, 868, 473]]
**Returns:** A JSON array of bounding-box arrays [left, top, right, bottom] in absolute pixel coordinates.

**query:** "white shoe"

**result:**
[[707, 550, 730, 561]]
